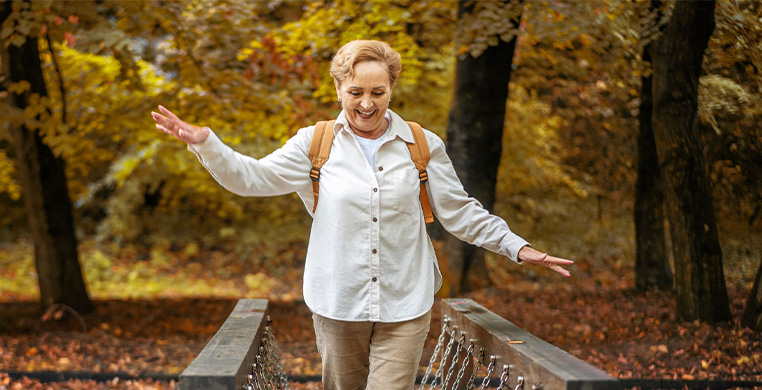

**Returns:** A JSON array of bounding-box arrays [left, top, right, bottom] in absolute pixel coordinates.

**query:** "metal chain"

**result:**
[[430, 327, 457, 388], [259, 345, 275, 389], [252, 364, 264, 390], [498, 365, 510, 389], [264, 317, 290, 390], [243, 355, 266, 390], [420, 318, 450, 390], [261, 332, 274, 388], [478, 355, 497, 390], [514, 376, 525, 390], [263, 333, 279, 389], [450, 339, 475, 390], [240, 318, 289, 390], [442, 332, 465, 390], [256, 354, 269, 389], [465, 347, 485, 390], [263, 324, 290, 390]]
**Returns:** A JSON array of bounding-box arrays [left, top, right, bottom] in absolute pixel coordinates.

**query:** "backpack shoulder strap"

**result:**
[[308, 120, 336, 213], [405, 121, 434, 224]]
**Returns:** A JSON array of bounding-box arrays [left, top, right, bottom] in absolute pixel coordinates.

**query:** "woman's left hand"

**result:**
[[518, 246, 574, 277]]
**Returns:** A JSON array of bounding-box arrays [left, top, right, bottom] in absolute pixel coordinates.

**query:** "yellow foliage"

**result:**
[[7, 80, 31, 94], [0, 151, 21, 201], [270, 0, 456, 132], [497, 84, 588, 214]]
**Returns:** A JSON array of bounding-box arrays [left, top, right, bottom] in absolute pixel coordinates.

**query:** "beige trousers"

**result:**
[[312, 310, 431, 390]]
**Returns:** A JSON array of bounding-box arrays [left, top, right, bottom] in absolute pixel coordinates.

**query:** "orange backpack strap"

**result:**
[[308, 120, 336, 213], [405, 121, 434, 224]]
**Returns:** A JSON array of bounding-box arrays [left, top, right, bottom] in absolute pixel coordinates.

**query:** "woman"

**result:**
[[152, 40, 572, 390]]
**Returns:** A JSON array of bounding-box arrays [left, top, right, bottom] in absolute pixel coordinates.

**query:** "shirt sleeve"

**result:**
[[423, 131, 529, 263], [186, 127, 313, 197]]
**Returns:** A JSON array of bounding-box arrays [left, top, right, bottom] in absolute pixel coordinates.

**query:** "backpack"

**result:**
[[308, 120, 434, 224]]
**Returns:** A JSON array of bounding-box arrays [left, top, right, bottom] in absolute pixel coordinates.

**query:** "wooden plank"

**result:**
[[442, 298, 621, 390], [179, 299, 269, 390]]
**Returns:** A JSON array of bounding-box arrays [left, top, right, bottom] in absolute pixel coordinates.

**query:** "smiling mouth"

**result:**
[[356, 109, 376, 118]]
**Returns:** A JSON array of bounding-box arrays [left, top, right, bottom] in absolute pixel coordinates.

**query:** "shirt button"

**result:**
[[373, 187, 378, 192], [372, 277, 377, 282], [372, 249, 377, 254], [372, 217, 378, 222], [378, 167, 383, 171]]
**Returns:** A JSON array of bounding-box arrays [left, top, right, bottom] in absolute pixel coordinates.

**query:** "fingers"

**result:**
[[549, 263, 571, 278], [545, 255, 574, 265], [155, 123, 170, 134], [153, 105, 187, 132], [158, 105, 182, 124], [518, 247, 574, 277], [152, 107, 210, 144], [151, 111, 177, 135]]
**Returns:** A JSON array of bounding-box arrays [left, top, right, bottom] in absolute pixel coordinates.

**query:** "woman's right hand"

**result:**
[[151, 105, 210, 145]]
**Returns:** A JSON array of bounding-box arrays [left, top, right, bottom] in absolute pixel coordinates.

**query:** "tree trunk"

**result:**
[[443, 0, 520, 294], [650, 0, 730, 323], [1, 1, 93, 313], [743, 258, 762, 331], [634, 1, 672, 292]]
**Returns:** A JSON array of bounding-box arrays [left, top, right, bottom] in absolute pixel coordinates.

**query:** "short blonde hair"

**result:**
[[330, 40, 402, 86]]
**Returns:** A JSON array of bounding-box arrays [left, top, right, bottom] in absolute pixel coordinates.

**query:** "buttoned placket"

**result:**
[[348, 131, 383, 321]]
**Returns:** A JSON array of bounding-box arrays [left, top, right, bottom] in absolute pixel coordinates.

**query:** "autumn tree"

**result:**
[[0, 0, 92, 312], [650, 0, 730, 323], [634, 0, 671, 292], [438, 0, 522, 293], [697, 0, 762, 330]]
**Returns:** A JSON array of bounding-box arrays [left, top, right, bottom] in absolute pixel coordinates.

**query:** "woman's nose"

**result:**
[[360, 97, 373, 109]]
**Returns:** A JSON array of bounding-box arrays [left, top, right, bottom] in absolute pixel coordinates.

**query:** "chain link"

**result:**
[[264, 317, 290, 390], [441, 332, 464, 390], [478, 355, 497, 390], [465, 347, 484, 390], [262, 326, 289, 389], [242, 318, 290, 390], [430, 327, 457, 388], [514, 376, 525, 390], [260, 345, 275, 388], [420, 318, 450, 390], [498, 365, 510, 389], [450, 339, 475, 390], [241, 314, 536, 390], [252, 364, 264, 390]]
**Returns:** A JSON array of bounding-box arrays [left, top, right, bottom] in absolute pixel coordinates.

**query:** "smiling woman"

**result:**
[[334, 61, 392, 139], [330, 40, 400, 139], [150, 39, 573, 390]]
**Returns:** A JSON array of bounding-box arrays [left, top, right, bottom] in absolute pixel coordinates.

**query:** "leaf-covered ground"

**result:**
[[1, 281, 760, 389], [1, 232, 760, 389]]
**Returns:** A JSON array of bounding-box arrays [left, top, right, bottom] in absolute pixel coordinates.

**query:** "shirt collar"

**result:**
[[333, 109, 415, 144]]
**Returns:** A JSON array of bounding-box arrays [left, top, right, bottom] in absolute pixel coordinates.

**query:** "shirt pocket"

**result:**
[[393, 167, 421, 215]]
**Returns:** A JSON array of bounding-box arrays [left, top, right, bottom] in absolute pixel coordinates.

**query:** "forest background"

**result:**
[[1, 0, 762, 388]]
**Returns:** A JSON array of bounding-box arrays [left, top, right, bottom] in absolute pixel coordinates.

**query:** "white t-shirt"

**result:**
[[355, 127, 389, 166]]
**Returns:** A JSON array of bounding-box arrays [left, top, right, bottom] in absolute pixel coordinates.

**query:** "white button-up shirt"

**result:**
[[189, 109, 529, 322]]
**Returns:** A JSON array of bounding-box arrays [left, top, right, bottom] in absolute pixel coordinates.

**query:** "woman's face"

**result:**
[[335, 61, 393, 139]]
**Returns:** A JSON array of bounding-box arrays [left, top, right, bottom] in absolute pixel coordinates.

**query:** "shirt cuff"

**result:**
[[186, 127, 218, 161], [504, 239, 530, 264]]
